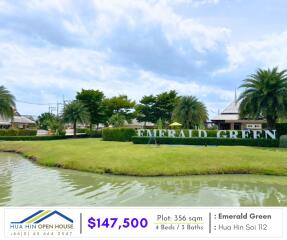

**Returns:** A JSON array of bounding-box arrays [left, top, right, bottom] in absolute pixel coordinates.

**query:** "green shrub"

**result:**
[[275, 123, 287, 137], [85, 129, 102, 138], [0, 129, 37, 136], [132, 137, 279, 147], [76, 128, 89, 134], [0, 134, 100, 141], [76, 128, 102, 138], [0, 136, 71, 141], [279, 135, 287, 148], [102, 128, 136, 141]]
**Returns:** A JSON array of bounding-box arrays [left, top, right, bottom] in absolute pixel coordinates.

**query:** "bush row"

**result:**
[[0, 129, 37, 136], [275, 123, 287, 137], [0, 134, 97, 141], [102, 128, 136, 141], [132, 137, 279, 147], [279, 135, 287, 148], [77, 128, 102, 138], [0, 135, 72, 141]]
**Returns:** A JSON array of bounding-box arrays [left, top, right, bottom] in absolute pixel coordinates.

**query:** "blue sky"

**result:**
[[1, 0, 287, 118]]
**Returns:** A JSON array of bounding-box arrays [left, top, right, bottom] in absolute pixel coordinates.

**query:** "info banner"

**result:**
[[0, 207, 285, 240]]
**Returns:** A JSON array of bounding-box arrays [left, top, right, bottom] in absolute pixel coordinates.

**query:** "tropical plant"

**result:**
[[76, 89, 106, 129], [153, 90, 178, 125], [156, 118, 164, 129], [0, 86, 15, 118], [135, 95, 157, 125], [172, 96, 208, 128], [103, 95, 136, 121], [48, 116, 65, 136], [109, 113, 126, 127], [63, 100, 90, 136], [239, 67, 287, 128], [37, 112, 57, 130], [136, 90, 178, 126]]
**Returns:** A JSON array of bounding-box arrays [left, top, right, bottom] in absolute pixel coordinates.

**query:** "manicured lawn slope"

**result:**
[[1, 139, 287, 176]]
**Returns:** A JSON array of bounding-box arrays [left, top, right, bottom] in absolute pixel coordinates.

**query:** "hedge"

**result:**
[[85, 129, 102, 138], [102, 128, 136, 141], [76, 128, 89, 134], [132, 137, 279, 147], [275, 123, 287, 137], [279, 135, 287, 148], [0, 136, 71, 141], [0, 129, 37, 136], [77, 128, 102, 138], [0, 135, 96, 141]]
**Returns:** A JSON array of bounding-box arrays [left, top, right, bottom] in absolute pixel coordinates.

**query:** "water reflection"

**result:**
[[0, 152, 287, 206]]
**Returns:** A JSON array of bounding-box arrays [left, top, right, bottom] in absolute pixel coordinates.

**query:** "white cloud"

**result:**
[[0, 0, 234, 116], [90, 0, 229, 53], [0, 41, 233, 115], [170, 0, 220, 7], [215, 30, 287, 74]]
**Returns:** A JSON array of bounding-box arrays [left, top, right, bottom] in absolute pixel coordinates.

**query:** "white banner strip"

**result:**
[[0, 207, 285, 240]]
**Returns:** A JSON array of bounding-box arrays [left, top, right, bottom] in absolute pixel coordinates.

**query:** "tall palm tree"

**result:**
[[172, 96, 208, 128], [239, 67, 287, 129], [0, 86, 15, 119], [63, 100, 90, 137]]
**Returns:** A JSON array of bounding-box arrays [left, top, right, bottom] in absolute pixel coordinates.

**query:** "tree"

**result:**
[[154, 90, 178, 125], [172, 96, 208, 128], [135, 91, 178, 126], [0, 86, 15, 118], [76, 89, 106, 129], [37, 112, 57, 130], [103, 95, 135, 122], [155, 118, 164, 129], [63, 101, 90, 137], [135, 95, 157, 125], [239, 67, 287, 128], [109, 113, 126, 127], [48, 116, 65, 136]]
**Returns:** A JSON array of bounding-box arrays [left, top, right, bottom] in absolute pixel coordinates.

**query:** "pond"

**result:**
[[1, 152, 287, 206]]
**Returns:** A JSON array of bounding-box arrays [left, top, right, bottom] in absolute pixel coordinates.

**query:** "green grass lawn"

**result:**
[[1, 138, 287, 176]]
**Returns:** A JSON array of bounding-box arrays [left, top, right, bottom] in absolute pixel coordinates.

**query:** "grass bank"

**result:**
[[1, 139, 287, 176]]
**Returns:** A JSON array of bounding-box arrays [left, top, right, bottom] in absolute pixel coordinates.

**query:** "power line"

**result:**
[[16, 100, 59, 106], [16, 98, 72, 116]]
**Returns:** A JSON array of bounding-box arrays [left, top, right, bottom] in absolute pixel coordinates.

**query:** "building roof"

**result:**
[[221, 100, 239, 114], [211, 100, 240, 121], [13, 116, 35, 124], [0, 115, 11, 125], [125, 119, 154, 128], [0, 114, 35, 125], [211, 99, 266, 123], [0, 117, 11, 125], [211, 114, 239, 121]]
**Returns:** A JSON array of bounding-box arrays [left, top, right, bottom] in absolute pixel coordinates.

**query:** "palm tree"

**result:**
[[239, 67, 287, 129], [172, 96, 208, 128], [109, 113, 126, 127], [0, 86, 15, 119], [63, 100, 90, 137]]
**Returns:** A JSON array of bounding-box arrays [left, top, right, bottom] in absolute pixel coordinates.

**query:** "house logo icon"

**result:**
[[11, 210, 73, 224]]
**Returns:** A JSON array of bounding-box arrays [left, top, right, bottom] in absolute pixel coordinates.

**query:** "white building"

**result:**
[[211, 100, 266, 130], [0, 112, 36, 129]]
